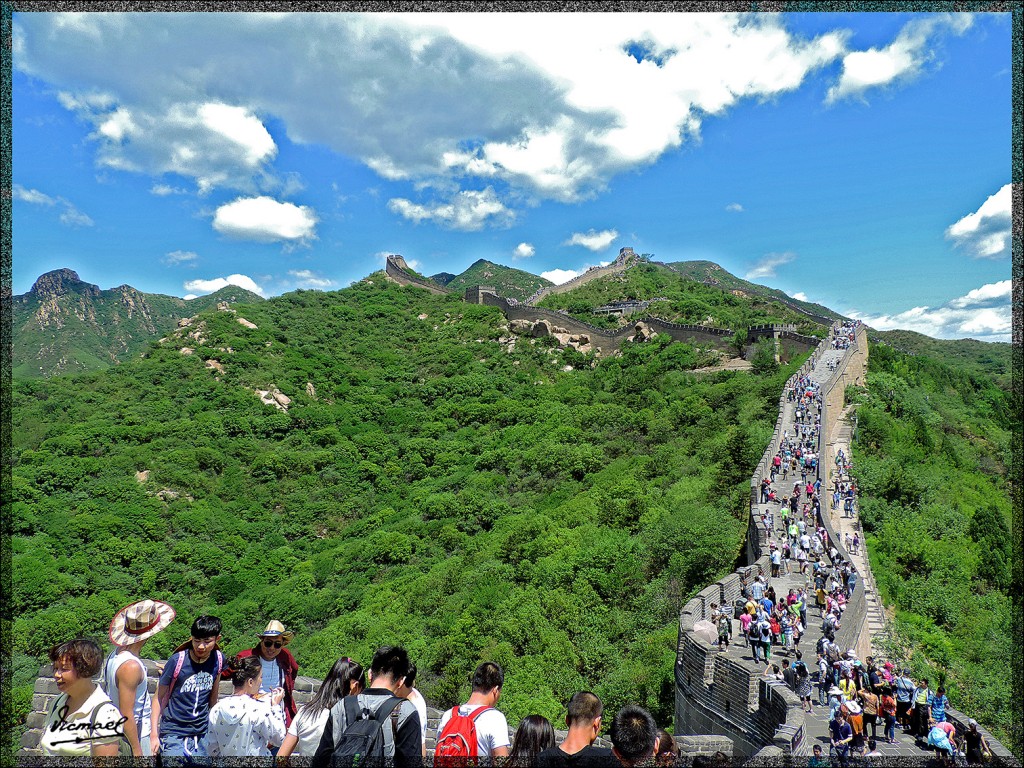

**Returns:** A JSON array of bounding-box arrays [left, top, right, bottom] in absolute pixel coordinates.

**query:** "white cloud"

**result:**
[[745, 252, 796, 279], [212, 196, 318, 242], [849, 280, 1012, 342], [945, 184, 1011, 259], [791, 292, 809, 302], [513, 242, 535, 259], [14, 183, 93, 226], [827, 14, 973, 102], [540, 268, 584, 285], [541, 260, 612, 284], [388, 188, 511, 230], [163, 250, 199, 266], [13, 184, 56, 205], [725, 202, 744, 212], [948, 279, 1011, 309], [565, 228, 618, 251], [13, 13, 854, 206], [288, 269, 336, 289], [151, 183, 188, 196], [183, 273, 265, 297], [58, 207, 94, 227]]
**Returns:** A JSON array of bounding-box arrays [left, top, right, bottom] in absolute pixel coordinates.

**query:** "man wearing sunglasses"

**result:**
[[229, 620, 300, 735]]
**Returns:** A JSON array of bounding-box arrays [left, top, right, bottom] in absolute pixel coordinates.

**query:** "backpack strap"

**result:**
[[331, 695, 363, 752], [470, 706, 492, 721], [377, 696, 404, 757], [159, 651, 186, 710]]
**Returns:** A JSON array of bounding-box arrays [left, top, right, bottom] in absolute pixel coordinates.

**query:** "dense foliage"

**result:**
[[537, 262, 826, 336], [850, 341, 1017, 752], [10, 275, 800, 752], [871, 330, 1012, 392]]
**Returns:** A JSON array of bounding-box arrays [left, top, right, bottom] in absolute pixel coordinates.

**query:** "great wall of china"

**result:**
[[386, 251, 821, 361], [17, 257, 1017, 763]]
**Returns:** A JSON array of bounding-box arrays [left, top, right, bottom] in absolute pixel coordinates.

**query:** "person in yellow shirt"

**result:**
[[838, 675, 857, 701]]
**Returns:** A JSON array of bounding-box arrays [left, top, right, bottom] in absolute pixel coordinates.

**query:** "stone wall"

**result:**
[[525, 247, 636, 304], [384, 255, 451, 296], [675, 332, 851, 759]]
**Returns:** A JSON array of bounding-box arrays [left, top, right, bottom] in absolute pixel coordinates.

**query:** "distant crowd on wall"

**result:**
[[42, 601, 730, 766]]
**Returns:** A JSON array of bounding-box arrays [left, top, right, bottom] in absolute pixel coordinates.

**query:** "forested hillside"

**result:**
[[9, 274, 802, 747], [13, 268, 265, 379], [850, 341, 1017, 750], [537, 261, 825, 335], [437, 259, 552, 303]]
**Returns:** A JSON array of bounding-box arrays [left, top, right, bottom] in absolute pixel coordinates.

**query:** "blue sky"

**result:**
[[11, 11, 1012, 341]]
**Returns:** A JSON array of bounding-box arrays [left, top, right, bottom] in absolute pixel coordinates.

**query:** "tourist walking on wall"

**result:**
[[39, 638, 124, 758], [206, 655, 286, 758], [609, 705, 660, 768], [229, 620, 300, 732], [103, 599, 175, 756], [536, 691, 612, 768], [435, 661, 511, 763], [278, 656, 365, 759], [151, 615, 225, 758]]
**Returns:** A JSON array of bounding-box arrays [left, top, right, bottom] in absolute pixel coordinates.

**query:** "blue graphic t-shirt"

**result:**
[[158, 651, 220, 738]]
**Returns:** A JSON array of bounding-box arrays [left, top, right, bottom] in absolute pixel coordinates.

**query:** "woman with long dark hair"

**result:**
[[507, 714, 556, 766], [277, 656, 366, 759]]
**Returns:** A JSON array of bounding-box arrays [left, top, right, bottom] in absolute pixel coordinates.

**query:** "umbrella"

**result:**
[[693, 620, 719, 645]]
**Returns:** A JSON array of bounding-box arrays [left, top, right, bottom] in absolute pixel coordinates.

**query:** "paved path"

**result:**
[[719, 343, 942, 759]]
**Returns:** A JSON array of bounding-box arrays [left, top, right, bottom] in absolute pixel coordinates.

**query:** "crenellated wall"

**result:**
[[384, 254, 451, 296], [675, 327, 867, 759]]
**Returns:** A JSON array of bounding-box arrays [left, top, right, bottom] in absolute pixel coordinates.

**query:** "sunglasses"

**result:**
[[262, 639, 284, 649]]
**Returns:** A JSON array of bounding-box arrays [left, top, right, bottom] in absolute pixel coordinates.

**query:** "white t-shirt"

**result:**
[[407, 688, 428, 748], [286, 706, 330, 756], [206, 694, 285, 757], [40, 686, 124, 756], [436, 703, 510, 761]]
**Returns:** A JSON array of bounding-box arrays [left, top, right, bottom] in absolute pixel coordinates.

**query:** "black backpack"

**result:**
[[330, 694, 404, 766]]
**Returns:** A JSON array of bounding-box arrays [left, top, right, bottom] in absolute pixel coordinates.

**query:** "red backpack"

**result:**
[[434, 706, 493, 767]]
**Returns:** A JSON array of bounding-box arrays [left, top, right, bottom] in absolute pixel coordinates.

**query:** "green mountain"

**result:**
[[872, 329, 1012, 391], [12, 268, 264, 379], [538, 260, 829, 335], [428, 271, 458, 286], [442, 258, 553, 303], [852, 341, 1015, 750], [9, 272, 797, 748], [666, 260, 844, 323]]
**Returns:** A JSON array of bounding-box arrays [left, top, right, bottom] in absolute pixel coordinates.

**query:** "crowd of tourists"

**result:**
[[41, 600, 716, 766]]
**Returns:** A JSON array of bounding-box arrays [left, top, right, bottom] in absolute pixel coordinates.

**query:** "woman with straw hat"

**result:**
[[103, 599, 175, 756]]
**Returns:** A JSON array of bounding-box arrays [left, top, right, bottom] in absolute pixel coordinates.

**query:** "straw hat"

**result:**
[[109, 600, 176, 647], [257, 620, 295, 644]]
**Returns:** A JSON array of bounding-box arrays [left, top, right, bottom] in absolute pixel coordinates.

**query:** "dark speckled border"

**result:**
[[0, 3, 1020, 763]]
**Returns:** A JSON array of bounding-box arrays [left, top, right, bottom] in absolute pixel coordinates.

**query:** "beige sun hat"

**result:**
[[109, 600, 176, 647], [257, 620, 295, 644]]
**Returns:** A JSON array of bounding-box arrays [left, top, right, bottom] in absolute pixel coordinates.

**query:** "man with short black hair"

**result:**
[[537, 692, 612, 768], [609, 705, 659, 767], [312, 645, 422, 767], [435, 661, 510, 763]]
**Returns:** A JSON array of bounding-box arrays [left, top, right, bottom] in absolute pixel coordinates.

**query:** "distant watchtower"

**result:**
[[465, 286, 496, 304], [618, 247, 635, 263], [387, 254, 411, 271]]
